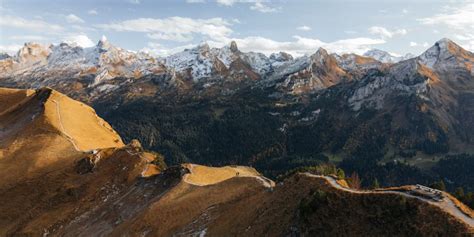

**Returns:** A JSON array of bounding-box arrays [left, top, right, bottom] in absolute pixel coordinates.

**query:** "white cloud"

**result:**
[[142, 42, 197, 56], [0, 44, 23, 54], [409, 42, 417, 47], [88, 9, 98, 15], [422, 42, 430, 47], [455, 33, 474, 41], [417, 3, 474, 30], [455, 33, 474, 51], [368, 26, 407, 39], [146, 32, 193, 42], [62, 34, 95, 48], [0, 15, 63, 32], [402, 9, 408, 14], [65, 14, 85, 24], [217, 0, 279, 13], [186, 0, 205, 2], [216, 0, 237, 6], [96, 17, 232, 42], [297, 25, 311, 31], [129, 0, 140, 4], [250, 2, 279, 13], [418, 3, 474, 51]]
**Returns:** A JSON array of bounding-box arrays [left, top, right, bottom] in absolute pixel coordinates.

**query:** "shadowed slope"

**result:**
[[0, 86, 472, 236], [0, 87, 123, 188]]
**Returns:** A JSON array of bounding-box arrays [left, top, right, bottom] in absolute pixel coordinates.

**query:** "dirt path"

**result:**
[[51, 99, 80, 151], [304, 173, 474, 228]]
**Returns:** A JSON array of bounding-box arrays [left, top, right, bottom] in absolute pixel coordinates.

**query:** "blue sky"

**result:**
[[0, 0, 473, 57]]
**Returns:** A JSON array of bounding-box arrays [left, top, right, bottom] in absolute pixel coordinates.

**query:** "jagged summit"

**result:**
[[229, 40, 239, 53], [269, 51, 293, 62], [97, 35, 111, 49], [312, 47, 330, 58], [101, 35, 108, 42], [15, 42, 51, 63], [418, 38, 473, 68], [436, 37, 454, 45]]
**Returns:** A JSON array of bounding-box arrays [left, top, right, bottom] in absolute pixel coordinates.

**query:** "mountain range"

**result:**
[[0, 37, 413, 97], [1, 38, 474, 192]]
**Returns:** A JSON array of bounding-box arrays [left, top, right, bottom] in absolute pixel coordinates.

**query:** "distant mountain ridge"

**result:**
[[363, 48, 415, 63], [0, 37, 417, 91]]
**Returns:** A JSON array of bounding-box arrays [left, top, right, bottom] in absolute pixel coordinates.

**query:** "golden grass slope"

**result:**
[[0, 87, 35, 113], [43, 88, 124, 151], [107, 171, 472, 236], [182, 163, 262, 186], [0, 87, 124, 188]]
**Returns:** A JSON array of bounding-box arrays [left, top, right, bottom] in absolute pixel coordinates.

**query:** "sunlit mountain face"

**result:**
[[1, 1, 474, 236]]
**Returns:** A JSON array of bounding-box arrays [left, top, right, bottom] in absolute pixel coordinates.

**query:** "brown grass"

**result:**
[[445, 193, 474, 219], [0, 87, 34, 113], [183, 163, 261, 186], [0, 87, 124, 188], [44, 89, 124, 151]]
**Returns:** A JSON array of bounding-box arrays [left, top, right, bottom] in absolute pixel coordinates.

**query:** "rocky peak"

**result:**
[[312, 47, 329, 58], [363, 49, 413, 63], [16, 42, 51, 64], [230, 41, 239, 53], [333, 53, 381, 71], [436, 38, 454, 47], [418, 38, 469, 68], [364, 49, 392, 63], [269, 52, 293, 63], [196, 42, 211, 53], [310, 48, 337, 67], [97, 35, 111, 50]]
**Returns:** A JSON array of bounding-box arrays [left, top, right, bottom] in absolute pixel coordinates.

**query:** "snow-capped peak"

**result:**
[[312, 47, 330, 60], [417, 38, 468, 68], [165, 43, 216, 80], [97, 35, 111, 50], [364, 49, 403, 63], [269, 52, 293, 62], [1, 38, 165, 88], [15, 42, 52, 64]]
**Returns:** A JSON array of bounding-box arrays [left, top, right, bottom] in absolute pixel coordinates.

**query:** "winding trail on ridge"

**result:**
[[176, 164, 473, 228], [51, 98, 80, 151], [304, 173, 474, 228]]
